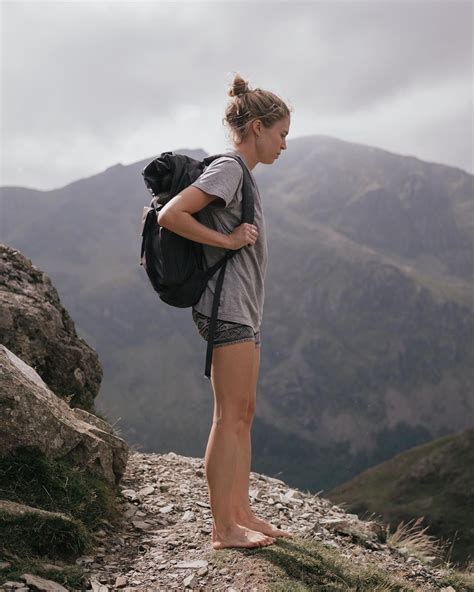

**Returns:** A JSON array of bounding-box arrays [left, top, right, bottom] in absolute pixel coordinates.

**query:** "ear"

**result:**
[[251, 119, 262, 137]]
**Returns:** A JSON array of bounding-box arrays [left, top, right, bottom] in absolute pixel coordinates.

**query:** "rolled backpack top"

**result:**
[[140, 151, 255, 378]]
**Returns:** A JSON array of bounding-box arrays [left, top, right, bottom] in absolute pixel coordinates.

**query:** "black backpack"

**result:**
[[140, 151, 255, 379]]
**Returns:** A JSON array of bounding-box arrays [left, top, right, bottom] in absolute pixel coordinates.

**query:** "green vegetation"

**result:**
[[437, 567, 474, 592], [0, 508, 90, 559], [205, 536, 430, 591], [0, 445, 123, 588], [0, 557, 88, 591], [205, 524, 474, 592]]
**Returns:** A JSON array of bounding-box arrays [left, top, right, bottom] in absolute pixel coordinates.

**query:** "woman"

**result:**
[[158, 74, 292, 550]]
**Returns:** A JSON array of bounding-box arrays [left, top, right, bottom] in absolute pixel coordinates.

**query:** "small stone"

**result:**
[[89, 580, 103, 592], [76, 556, 95, 564], [21, 573, 69, 591], [159, 503, 174, 513], [121, 489, 138, 501], [114, 575, 128, 587], [94, 585, 109, 592], [280, 489, 299, 503], [183, 573, 196, 588], [132, 520, 152, 530], [176, 560, 209, 569], [138, 485, 155, 496], [181, 510, 195, 522], [95, 529, 107, 537]]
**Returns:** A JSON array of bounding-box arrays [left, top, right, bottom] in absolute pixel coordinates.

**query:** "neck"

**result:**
[[230, 145, 258, 171]]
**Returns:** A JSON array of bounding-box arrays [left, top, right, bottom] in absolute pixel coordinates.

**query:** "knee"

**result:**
[[212, 392, 256, 430], [215, 405, 255, 431], [245, 397, 256, 424], [214, 415, 248, 434]]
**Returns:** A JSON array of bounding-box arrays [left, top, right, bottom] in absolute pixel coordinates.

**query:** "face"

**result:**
[[255, 115, 290, 164]]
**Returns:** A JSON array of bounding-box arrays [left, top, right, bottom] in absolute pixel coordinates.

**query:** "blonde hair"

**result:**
[[223, 73, 292, 144]]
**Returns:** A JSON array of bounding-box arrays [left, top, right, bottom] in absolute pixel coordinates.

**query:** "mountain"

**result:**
[[1, 135, 472, 493], [325, 427, 474, 567]]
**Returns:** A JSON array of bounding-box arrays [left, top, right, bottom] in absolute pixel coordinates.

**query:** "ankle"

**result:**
[[233, 507, 254, 520], [214, 520, 239, 535]]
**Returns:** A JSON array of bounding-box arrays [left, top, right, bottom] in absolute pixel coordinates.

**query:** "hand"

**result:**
[[226, 223, 259, 250]]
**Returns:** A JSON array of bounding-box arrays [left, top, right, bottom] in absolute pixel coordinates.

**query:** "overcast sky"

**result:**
[[0, 0, 472, 190]]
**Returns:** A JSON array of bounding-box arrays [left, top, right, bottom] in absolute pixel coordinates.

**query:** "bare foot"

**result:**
[[212, 522, 276, 550], [235, 513, 293, 538]]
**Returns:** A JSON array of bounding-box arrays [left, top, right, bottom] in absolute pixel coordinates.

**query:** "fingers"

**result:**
[[234, 223, 258, 249], [246, 224, 258, 246], [246, 223, 258, 238]]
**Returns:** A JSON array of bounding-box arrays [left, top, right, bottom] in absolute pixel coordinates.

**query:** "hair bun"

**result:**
[[228, 74, 250, 98]]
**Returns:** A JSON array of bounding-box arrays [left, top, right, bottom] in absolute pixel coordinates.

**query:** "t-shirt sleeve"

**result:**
[[191, 157, 243, 209]]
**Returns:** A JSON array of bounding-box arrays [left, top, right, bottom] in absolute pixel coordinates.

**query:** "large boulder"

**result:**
[[0, 345, 128, 485], [0, 244, 101, 411]]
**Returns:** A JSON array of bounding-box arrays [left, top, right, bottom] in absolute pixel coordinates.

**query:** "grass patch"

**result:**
[[436, 566, 474, 592], [0, 445, 124, 584], [206, 536, 430, 591], [0, 445, 121, 530], [265, 537, 420, 591], [385, 516, 446, 565], [0, 553, 88, 590], [0, 506, 91, 560]]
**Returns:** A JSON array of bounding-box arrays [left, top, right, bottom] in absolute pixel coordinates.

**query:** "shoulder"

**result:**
[[203, 156, 243, 178], [192, 155, 244, 208]]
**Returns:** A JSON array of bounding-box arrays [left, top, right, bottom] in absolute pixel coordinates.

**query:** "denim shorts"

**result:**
[[192, 309, 261, 348]]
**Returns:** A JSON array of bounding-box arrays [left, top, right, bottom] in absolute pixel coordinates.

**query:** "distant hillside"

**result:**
[[1, 136, 472, 493], [325, 427, 474, 567]]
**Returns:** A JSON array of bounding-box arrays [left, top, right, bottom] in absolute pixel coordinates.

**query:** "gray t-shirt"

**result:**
[[191, 152, 268, 332]]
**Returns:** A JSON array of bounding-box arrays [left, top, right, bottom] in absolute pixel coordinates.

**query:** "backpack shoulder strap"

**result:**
[[202, 153, 255, 225], [201, 153, 257, 379]]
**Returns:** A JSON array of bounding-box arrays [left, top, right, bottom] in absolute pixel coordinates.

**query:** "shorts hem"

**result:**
[[213, 337, 257, 348]]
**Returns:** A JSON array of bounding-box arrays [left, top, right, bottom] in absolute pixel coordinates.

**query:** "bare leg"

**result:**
[[229, 345, 258, 519], [229, 344, 293, 539], [205, 339, 276, 550]]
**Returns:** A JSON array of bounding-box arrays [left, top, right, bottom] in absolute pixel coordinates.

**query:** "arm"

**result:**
[[158, 185, 258, 250], [158, 185, 232, 249]]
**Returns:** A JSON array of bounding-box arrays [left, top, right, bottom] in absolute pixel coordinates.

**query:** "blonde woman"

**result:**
[[158, 74, 292, 550]]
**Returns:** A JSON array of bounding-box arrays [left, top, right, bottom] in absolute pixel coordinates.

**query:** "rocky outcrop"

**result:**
[[0, 244, 101, 411], [0, 345, 128, 486]]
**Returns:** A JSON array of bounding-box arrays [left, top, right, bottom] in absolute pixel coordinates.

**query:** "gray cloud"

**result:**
[[1, 0, 472, 190]]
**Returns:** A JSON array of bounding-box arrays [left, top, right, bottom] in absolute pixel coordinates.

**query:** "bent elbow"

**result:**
[[158, 209, 172, 229]]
